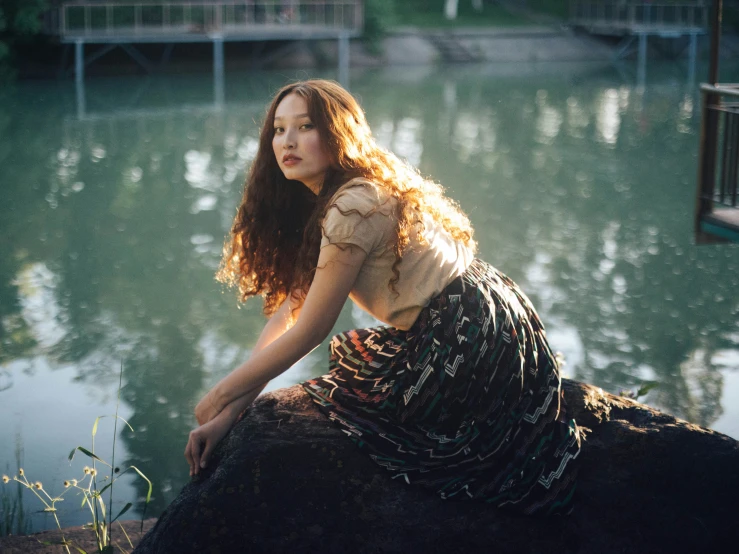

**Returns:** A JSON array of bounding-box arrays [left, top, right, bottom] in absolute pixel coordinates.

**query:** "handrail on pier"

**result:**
[[55, 1, 364, 40], [569, 1, 708, 32], [696, 83, 739, 243]]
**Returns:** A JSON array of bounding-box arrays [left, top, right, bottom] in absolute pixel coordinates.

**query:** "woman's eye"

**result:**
[[274, 127, 284, 134], [301, 123, 314, 130]]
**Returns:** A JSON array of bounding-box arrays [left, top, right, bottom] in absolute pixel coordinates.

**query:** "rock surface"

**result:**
[[0, 519, 157, 553], [130, 381, 738, 554]]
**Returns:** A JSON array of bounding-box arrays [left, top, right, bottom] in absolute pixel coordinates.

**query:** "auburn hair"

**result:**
[[217, 79, 476, 315]]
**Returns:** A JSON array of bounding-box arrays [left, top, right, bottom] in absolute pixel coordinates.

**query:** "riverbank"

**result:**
[[16, 23, 709, 80], [0, 519, 157, 553], [350, 25, 617, 65]]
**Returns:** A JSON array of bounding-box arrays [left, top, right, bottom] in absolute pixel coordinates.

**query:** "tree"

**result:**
[[444, 0, 484, 20], [0, 0, 50, 77]]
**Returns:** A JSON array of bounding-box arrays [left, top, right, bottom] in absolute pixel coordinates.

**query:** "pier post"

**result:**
[[213, 35, 225, 109], [688, 32, 698, 85], [637, 33, 647, 91], [76, 77, 86, 120], [338, 32, 349, 88], [75, 39, 84, 83], [75, 39, 86, 118]]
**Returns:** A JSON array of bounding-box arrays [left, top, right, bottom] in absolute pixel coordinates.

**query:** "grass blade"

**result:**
[[126, 466, 152, 505], [117, 520, 134, 548], [112, 415, 134, 434], [98, 482, 113, 497], [72, 447, 111, 468], [636, 382, 659, 398], [111, 502, 132, 524]]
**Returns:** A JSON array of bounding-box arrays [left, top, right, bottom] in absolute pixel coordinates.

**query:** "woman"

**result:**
[[184, 79, 582, 516]]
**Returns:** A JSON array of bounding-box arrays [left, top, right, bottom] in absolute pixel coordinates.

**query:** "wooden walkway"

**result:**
[[569, 1, 706, 89], [569, 0, 708, 37], [46, 1, 363, 83], [696, 83, 739, 243], [53, 1, 363, 42], [570, 0, 707, 65], [59, 22, 359, 43]]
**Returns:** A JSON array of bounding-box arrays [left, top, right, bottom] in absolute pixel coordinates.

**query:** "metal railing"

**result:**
[[569, 1, 708, 29], [57, 1, 363, 37], [698, 84, 739, 214]]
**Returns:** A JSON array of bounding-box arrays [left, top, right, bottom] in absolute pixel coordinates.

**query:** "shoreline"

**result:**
[[14, 24, 724, 81], [0, 519, 157, 554]]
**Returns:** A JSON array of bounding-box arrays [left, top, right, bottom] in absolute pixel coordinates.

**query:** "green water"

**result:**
[[1, 61, 738, 532]]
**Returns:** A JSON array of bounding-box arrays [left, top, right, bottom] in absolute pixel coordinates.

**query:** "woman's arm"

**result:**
[[195, 289, 304, 425], [197, 242, 367, 421]]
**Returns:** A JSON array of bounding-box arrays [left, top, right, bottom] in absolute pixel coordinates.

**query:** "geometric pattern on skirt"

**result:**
[[302, 259, 583, 516]]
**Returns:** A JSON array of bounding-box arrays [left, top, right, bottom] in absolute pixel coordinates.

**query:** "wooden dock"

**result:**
[[569, 1, 708, 36], [46, 1, 364, 83], [57, 22, 358, 43], [569, 1, 707, 61], [696, 82, 739, 243]]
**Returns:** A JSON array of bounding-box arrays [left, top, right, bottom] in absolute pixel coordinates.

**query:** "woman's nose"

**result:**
[[283, 129, 297, 148]]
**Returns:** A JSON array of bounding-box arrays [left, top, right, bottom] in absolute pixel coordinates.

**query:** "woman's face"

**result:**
[[272, 93, 331, 195]]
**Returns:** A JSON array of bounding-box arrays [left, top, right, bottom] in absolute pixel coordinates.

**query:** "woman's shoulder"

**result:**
[[328, 178, 393, 215]]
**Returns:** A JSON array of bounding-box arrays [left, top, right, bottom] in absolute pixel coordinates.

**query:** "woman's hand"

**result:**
[[184, 408, 235, 477], [194, 389, 222, 426]]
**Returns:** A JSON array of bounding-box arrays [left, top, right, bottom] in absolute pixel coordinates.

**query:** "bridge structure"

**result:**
[[569, 1, 708, 85], [45, 1, 364, 90], [696, 0, 739, 243]]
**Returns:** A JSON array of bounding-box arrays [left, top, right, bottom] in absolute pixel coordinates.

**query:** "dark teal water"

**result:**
[[1, 61, 737, 532]]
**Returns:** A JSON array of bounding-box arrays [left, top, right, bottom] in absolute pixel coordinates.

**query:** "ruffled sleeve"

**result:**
[[320, 180, 396, 255]]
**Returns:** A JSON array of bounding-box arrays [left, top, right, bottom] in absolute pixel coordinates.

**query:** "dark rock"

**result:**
[[133, 381, 739, 554], [0, 518, 157, 553]]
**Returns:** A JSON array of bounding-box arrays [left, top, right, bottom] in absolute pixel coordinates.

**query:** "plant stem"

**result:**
[[109, 361, 124, 545], [51, 511, 72, 554], [90, 432, 101, 549]]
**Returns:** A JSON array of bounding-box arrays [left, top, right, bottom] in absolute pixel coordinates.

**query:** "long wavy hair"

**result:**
[[217, 79, 476, 315]]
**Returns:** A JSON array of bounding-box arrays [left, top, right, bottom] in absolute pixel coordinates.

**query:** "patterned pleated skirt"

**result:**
[[302, 259, 582, 516]]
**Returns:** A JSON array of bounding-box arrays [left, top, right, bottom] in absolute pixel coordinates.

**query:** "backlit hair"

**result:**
[[217, 79, 476, 315]]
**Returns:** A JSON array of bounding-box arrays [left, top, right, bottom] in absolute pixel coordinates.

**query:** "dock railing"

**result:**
[[56, 1, 364, 39], [696, 83, 739, 241], [569, 1, 708, 32]]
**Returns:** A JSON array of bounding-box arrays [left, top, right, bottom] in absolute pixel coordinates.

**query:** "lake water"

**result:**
[[1, 60, 738, 533]]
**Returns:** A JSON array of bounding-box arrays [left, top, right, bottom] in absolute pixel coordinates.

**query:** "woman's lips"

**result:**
[[282, 155, 301, 166]]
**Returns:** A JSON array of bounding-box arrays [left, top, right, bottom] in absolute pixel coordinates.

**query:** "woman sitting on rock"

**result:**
[[184, 79, 583, 515]]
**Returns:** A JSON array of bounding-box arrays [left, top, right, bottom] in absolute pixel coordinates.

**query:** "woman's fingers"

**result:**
[[189, 430, 203, 475], [184, 436, 195, 476], [185, 410, 234, 477], [200, 437, 217, 470], [185, 429, 206, 477]]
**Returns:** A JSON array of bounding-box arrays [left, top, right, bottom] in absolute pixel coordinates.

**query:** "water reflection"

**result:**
[[1, 62, 738, 531]]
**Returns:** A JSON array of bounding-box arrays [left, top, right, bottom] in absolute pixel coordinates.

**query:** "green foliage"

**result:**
[[0, 0, 50, 76], [0, 365, 151, 553], [3, 0, 48, 35], [0, 0, 49, 37], [394, 0, 530, 28], [619, 382, 659, 401], [526, 0, 569, 20], [0, 435, 31, 537], [363, 0, 397, 53], [0, 487, 32, 537]]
